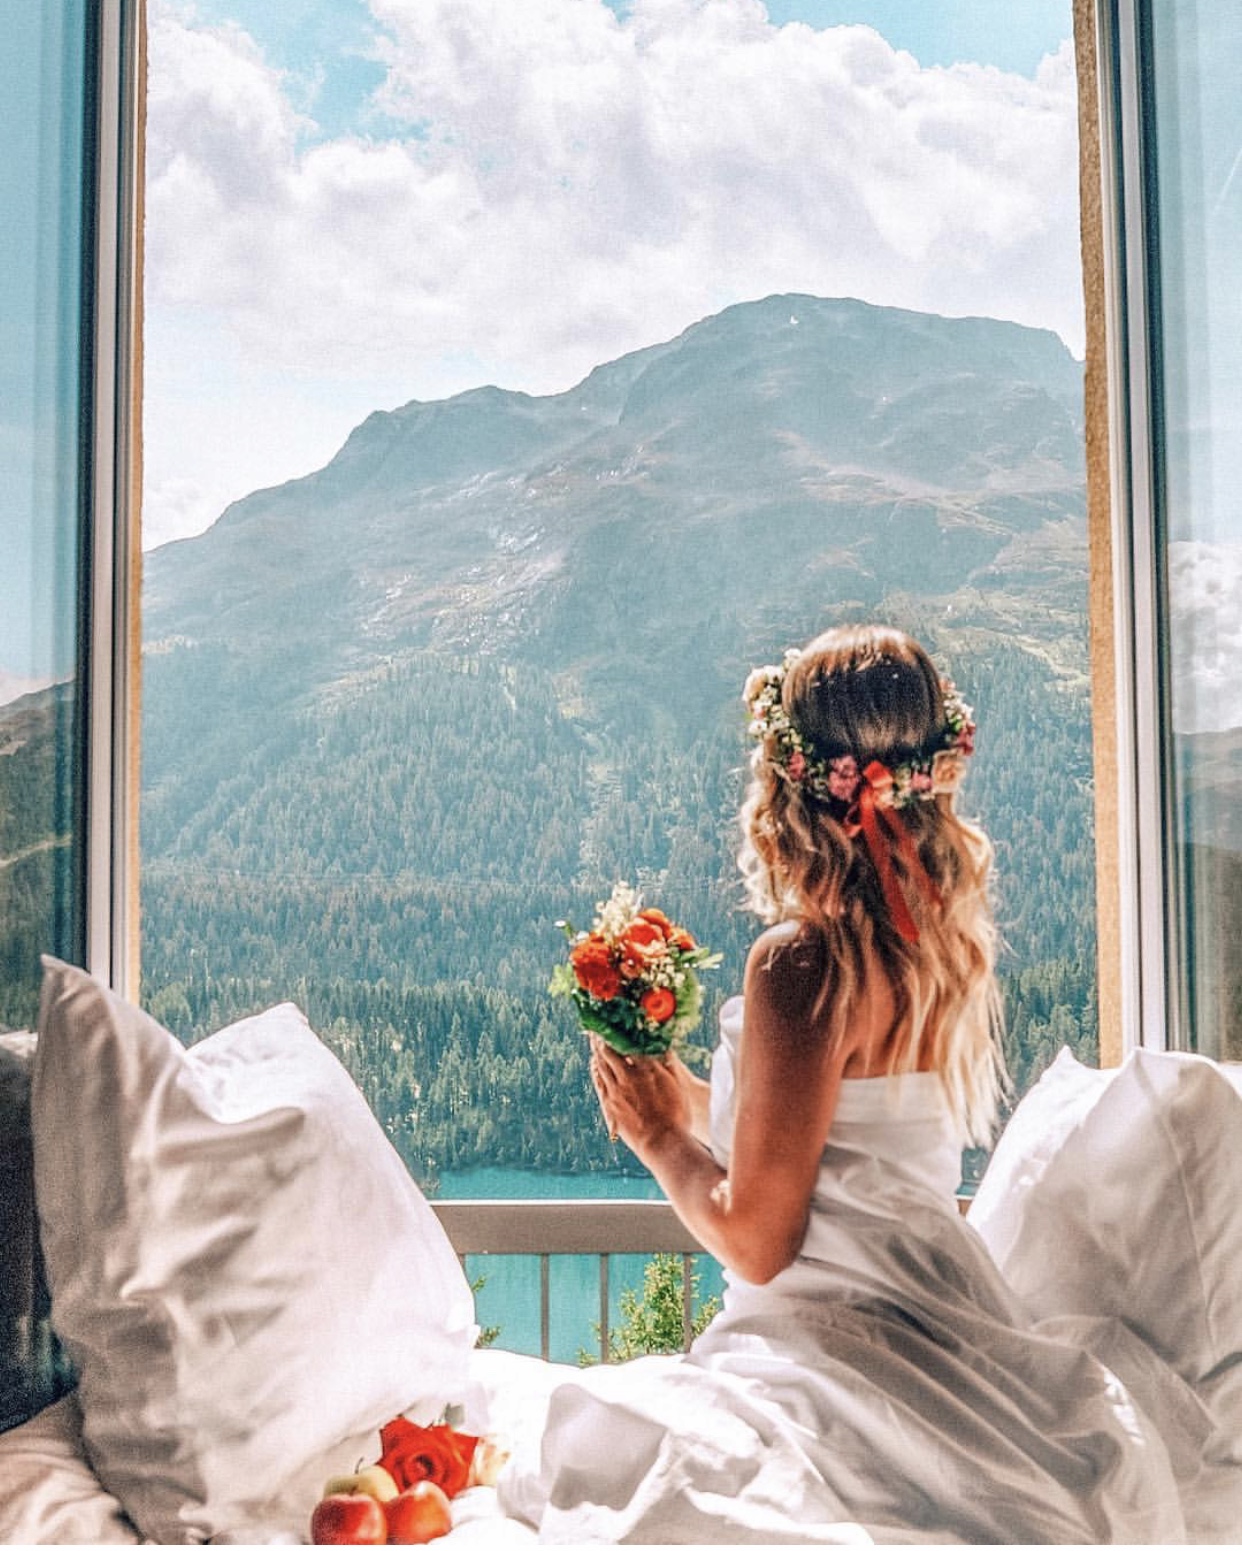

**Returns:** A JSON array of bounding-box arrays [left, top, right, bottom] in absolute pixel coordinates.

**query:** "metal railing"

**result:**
[[432, 1195, 975, 1363], [431, 1199, 707, 1363]]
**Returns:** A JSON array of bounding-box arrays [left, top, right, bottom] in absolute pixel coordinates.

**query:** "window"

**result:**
[[9, 0, 1234, 1352], [0, 3, 95, 1028], [135, 0, 1096, 1350], [1139, 1, 1242, 1058], [1097, 0, 1242, 1057]]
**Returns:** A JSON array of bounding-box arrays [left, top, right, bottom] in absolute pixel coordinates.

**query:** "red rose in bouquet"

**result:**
[[618, 918, 666, 979], [640, 987, 676, 1023]]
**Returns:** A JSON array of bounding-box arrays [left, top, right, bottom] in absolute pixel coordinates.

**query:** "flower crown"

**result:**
[[744, 648, 975, 811]]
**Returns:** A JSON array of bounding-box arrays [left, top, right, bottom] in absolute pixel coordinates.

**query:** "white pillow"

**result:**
[[966, 1046, 1115, 1266], [0, 1394, 140, 1546], [970, 1045, 1242, 1391], [32, 958, 477, 1544]]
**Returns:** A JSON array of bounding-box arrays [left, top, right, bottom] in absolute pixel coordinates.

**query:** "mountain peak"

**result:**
[[144, 295, 1084, 668]]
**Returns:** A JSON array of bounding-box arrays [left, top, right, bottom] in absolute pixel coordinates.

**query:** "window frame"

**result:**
[[84, 0, 144, 999], [88, 0, 1186, 1059], [1090, 0, 1205, 1055]]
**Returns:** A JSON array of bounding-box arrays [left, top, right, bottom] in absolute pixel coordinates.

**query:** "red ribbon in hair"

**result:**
[[843, 761, 943, 945]]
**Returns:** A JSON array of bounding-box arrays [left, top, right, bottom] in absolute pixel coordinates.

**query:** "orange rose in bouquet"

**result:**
[[640, 987, 676, 1023], [618, 918, 667, 979], [550, 883, 720, 1057], [569, 934, 623, 1000]]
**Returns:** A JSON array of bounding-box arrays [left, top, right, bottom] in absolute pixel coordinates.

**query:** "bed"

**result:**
[[2, 958, 1241, 1544]]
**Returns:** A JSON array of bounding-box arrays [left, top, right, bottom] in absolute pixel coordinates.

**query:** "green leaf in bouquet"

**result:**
[[672, 969, 704, 1030], [548, 962, 579, 997], [573, 993, 673, 1058]]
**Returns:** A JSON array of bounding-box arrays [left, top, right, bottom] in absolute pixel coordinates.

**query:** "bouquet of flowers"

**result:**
[[549, 882, 720, 1057]]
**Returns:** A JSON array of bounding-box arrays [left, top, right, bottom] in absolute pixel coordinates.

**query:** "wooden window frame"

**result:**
[[83, 0, 144, 1000], [93, 2, 1169, 1061], [1082, 0, 1191, 1060]]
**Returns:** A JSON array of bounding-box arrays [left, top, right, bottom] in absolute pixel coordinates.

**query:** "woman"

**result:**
[[591, 624, 1000, 1287], [499, 625, 1184, 1544]]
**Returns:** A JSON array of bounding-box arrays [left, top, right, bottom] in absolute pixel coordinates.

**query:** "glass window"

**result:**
[[140, 1, 1091, 1348], [0, 4, 93, 1031], [1146, 3, 1242, 1058]]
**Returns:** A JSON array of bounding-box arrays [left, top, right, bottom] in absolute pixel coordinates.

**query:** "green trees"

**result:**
[[124, 632, 1104, 1184], [1, 622, 1104, 1181], [580, 1254, 721, 1364], [0, 687, 78, 1031]]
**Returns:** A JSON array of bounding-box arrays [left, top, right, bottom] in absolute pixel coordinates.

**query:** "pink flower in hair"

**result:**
[[826, 755, 861, 803], [787, 749, 807, 782]]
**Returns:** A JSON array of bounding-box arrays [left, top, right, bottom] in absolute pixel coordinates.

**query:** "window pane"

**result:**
[[0, 4, 91, 1030], [1148, 4, 1242, 1057], [140, 0, 1092, 1270]]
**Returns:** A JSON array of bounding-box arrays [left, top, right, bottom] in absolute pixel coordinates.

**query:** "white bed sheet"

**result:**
[[0, 1348, 858, 1544], [5, 1047, 1242, 1544], [0, 1316, 1231, 1545], [0, 1355, 551, 1547], [0, 1394, 141, 1546]]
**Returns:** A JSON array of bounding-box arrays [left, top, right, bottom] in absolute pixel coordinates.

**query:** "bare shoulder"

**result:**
[[743, 923, 834, 1048]]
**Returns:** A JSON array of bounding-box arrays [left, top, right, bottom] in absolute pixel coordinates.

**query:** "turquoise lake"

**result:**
[[436, 1168, 725, 1364]]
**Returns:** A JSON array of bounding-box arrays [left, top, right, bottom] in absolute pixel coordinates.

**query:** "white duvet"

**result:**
[[490, 1006, 1193, 1544], [6, 1024, 1242, 1545]]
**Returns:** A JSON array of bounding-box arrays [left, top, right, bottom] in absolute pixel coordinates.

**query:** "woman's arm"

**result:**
[[668, 1052, 712, 1146], [592, 925, 857, 1284]]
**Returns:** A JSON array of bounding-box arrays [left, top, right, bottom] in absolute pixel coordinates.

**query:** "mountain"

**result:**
[[143, 295, 1085, 716], [62, 297, 1105, 1172], [0, 670, 55, 709], [0, 684, 78, 1029]]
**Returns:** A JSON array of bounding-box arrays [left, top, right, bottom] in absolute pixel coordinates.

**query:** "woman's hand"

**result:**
[[586, 924, 852, 1285], [589, 1036, 691, 1159]]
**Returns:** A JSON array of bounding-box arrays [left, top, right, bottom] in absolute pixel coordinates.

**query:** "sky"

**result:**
[[141, 0, 1084, 554]]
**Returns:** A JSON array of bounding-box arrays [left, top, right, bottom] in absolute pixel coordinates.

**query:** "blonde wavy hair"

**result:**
[[737, 624, 1006, 1143]]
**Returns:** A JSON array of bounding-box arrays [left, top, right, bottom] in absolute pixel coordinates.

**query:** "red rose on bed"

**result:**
[[377, 1418, 479, 1500], [570, 935, 622, 1000]]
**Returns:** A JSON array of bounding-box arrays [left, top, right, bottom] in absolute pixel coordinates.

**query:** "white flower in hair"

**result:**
[[744, 652, 975, 811]]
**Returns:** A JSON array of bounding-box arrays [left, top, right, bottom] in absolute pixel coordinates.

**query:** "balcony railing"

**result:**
[[431, 1199, 707, 1363], [432, 1194, 975, 1364]]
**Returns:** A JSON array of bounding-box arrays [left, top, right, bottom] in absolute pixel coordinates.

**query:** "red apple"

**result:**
[[384, 1481, 453, 1544], [323, 1465, 399, 1503], [310, 1492, 388, 1544]]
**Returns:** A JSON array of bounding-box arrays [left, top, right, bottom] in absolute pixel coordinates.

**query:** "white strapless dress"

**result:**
[[497, 999, 1185, 1544]]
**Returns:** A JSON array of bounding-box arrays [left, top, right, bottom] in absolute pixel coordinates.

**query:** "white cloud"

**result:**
[[143, 0, 1083, 546], [1168, 541, 1242, 735]]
